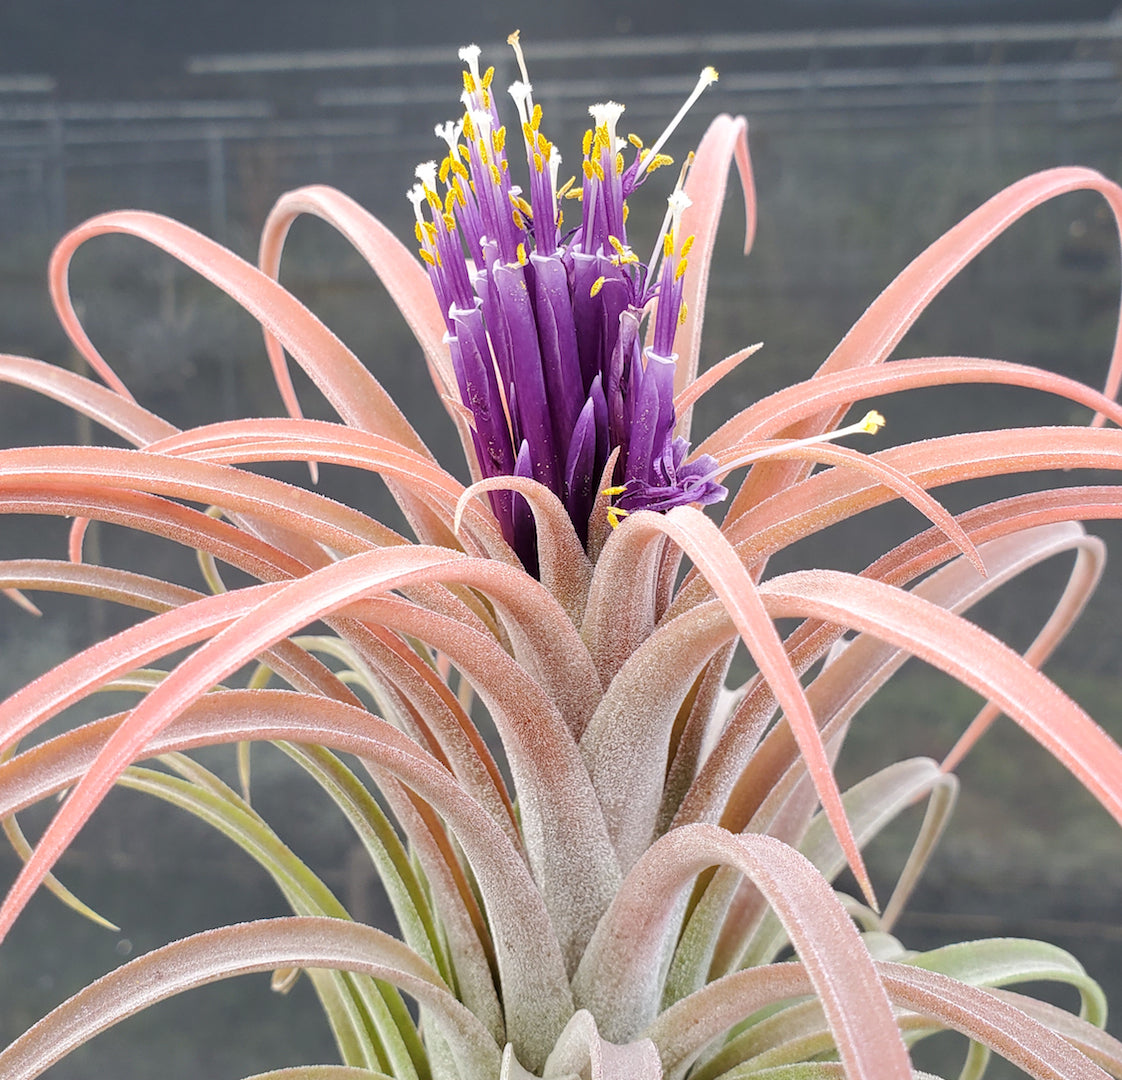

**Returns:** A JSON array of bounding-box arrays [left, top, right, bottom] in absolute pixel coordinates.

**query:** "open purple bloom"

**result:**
[[409, 37, 726, 572]]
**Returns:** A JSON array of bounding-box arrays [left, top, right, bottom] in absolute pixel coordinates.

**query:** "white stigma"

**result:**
[[406, 183, 427, 221], [435, 120, 462, 151], [589, 100, 626, 148], [415, 160, 439, 193], [508, 80, 534, 127], [458, 44, 482, 80]]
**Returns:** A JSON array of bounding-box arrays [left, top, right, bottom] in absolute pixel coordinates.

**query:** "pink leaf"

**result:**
[[573, 825, 910, 1079], [604, 507, 877, 909]]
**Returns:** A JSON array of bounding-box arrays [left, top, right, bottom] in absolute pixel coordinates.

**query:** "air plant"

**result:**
[[1, 32, 1122, 1080]]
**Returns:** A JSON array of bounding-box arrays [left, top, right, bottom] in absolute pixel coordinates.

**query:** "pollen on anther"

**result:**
[[589, 276, 607, 297]]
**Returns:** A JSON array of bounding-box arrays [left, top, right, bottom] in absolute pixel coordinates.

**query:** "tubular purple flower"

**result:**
[[410, 39, 727, 571]]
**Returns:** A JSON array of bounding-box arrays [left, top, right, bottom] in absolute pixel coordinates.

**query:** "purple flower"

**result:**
[[409, 37, 726, 572]]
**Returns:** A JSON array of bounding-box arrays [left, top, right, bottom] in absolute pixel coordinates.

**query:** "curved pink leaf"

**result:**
[[0, 691, 574, 1070], [942, 530, 1105, 772], [0, 354, 175, 445], [673, 115, 757, 436], [715, 438, 985, 576], [581, 600, 735, 870], [0, 916, 502, 1080], [144, 417, 509, 560], [455, 475, 592, 631], [759, 567, 1122, 829], [49, 211, 430, 454], [257, 184, 455, 406], [722, 426, 1122, 558], [0, 445, 406, 552], [648, 958, 1112, 1080], [602, 507, 876, 906], [47, 209, 461, 550], [572, 824, 910, 1079], [724, 166, 1122, 522], [700, 354, 1122, 461], [673, 342, 763, 419], [0, 546, 615, 972]]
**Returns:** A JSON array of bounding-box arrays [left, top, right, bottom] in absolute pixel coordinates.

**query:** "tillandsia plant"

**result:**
[[3, 30, 1122, 1080]]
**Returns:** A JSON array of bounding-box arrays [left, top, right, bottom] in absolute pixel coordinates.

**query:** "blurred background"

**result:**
[[0, 1, 1121, 1077]]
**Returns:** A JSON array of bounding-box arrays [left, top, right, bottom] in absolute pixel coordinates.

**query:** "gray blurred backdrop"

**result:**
[[1, 2, 1121, 1077]]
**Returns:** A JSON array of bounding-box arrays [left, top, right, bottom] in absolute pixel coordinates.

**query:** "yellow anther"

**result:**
[[608, 235, 627, 257], [557, 176, 576, 199], [557, 208, 564, 228], [414, 221, 425, 244], [419, 249, 436, 267], [582, 160, 596, 181], [442, 211, 456, 232], [533, 151, 543, 173], [462, 70, 476, 94], [536, 131, 550, 155], [646, 153, 674, 174], [663, 232, 675, 258], [566, 187, 583, 201], [490, 163, 502, 186], [859, 409, 886, 434], [482, 65, 495, 89], [462, 112, 476, 141], [628, 133, 644, 149], [678, 300, 688, 325], [606, 506, 630, 529], [444, 189, 457, 216], [450, 158, 469, 180], [509, 192, 532, 216], [531, 103, 542, 129], [512, 209, 525, 228], [582, 128, 593, 156], [616, 151, 624, 175], [492, 126, 506, 153], [426, 188, 442, 212], [523, 120, 535, 143], [516, 242, 528, 266], [623, 203, 629, 223], [680, 234, 695, 258], [592, 159, 605, 181], [601, 484, 627, 497], [481, 89, 491, 109], [674, 258, 688, 281], [589, 276, 607, 298]]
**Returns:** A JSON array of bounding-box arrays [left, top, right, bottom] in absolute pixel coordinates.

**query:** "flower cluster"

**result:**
[[409, 35, 726, 571]]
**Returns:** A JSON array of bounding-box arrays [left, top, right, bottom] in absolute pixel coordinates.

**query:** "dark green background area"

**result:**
[[0, 2, 1120, 1077]]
